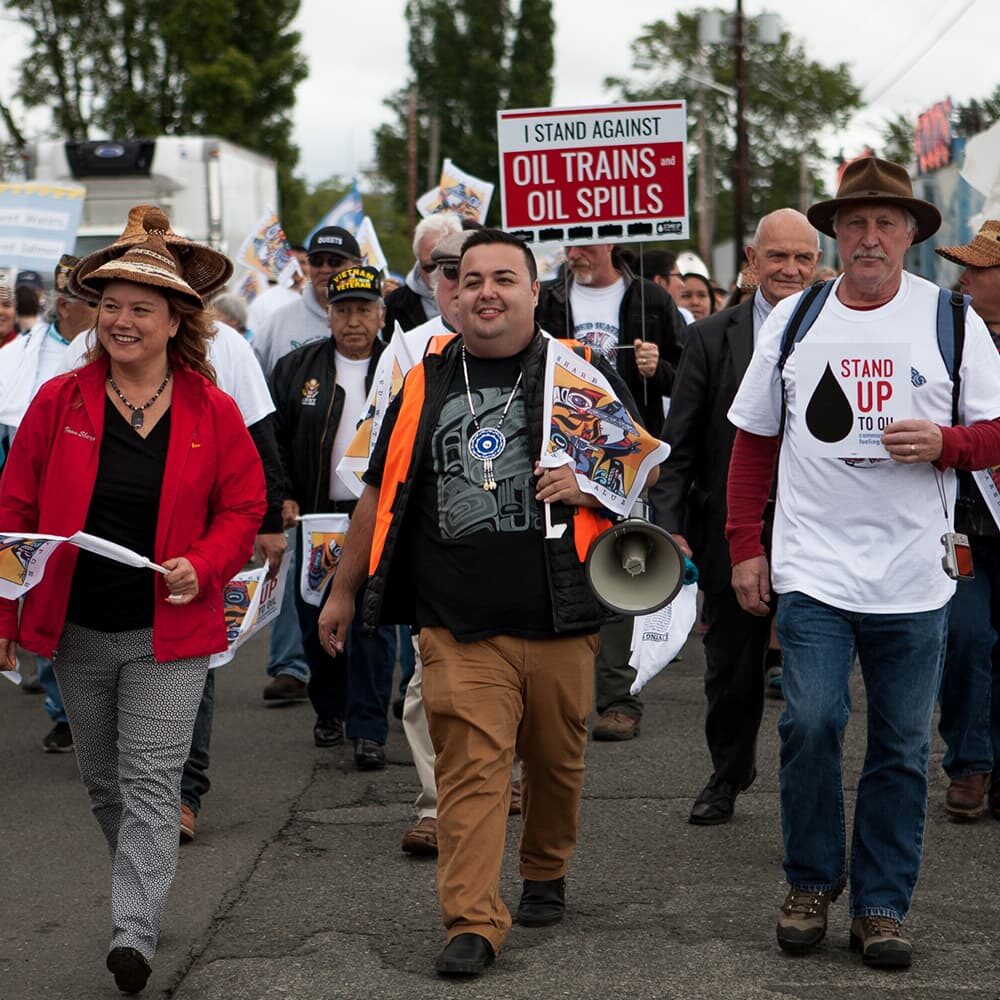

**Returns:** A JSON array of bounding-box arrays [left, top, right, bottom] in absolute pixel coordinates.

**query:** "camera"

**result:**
[[941, 532, 974, 581]]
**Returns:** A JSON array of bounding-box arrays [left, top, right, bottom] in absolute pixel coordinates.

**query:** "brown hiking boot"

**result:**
[[945, 773, 990, 821], [776, 884, 843, 954], [849, 915, 912, 967], [592, 710, 639, 742]]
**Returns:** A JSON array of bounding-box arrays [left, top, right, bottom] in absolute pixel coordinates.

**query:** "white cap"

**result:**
[[676, 250, 709, 279]]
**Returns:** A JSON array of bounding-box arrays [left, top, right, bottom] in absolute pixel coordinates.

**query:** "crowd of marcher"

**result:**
[[2, 154, 1000, 993]]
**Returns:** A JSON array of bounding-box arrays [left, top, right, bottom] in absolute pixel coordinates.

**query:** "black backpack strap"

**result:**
[[777, 280, 835, 373], [935, 288, 968, 427]]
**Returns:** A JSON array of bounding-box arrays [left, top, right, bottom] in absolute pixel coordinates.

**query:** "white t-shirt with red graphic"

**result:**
[[729, 271, 1000, 614]]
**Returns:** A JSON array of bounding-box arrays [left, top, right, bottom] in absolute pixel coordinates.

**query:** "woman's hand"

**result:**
[[162, 557, 200, 605], [0, 637, 17, 670]]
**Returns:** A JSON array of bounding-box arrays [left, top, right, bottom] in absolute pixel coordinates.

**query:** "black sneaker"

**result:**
[[42, 722, 73, 753]]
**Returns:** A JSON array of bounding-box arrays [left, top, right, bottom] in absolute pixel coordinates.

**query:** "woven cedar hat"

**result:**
[[68, 205, 233, 304], [807, 157, 942, 244], [935, 220, 1000, 268], [54, 254, 80, 295], [79, 233, 204, 306]]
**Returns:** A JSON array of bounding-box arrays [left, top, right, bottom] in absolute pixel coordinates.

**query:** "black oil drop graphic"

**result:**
[[805, 363, 854, 443]]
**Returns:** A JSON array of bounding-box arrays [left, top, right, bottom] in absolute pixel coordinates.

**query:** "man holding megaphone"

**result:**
[[316, 228, 659, 978]]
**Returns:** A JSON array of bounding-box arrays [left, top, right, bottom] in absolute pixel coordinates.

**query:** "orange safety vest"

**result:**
[[368, 336, 612, 575]]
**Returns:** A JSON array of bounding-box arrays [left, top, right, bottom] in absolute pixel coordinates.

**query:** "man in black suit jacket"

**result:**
[[651, 209, 821, 824]]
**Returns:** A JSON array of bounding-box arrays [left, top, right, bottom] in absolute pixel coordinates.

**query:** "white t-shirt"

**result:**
[[330, 352, 371, 501], [570, 278, 625, 365], [60, 321, 275, 427], [729, 271, 1000, 614], [247, 283, 299, 334]]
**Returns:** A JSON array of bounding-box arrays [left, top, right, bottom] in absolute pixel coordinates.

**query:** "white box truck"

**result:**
[[25, 136, 278, 269]]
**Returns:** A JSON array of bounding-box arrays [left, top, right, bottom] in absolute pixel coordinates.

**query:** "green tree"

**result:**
[[954, 86, 1000, 137], [606, 9, 862, 254], [7, 0, 307, 221], [878, 113, 914, 165], [374, 0, 554, 224]]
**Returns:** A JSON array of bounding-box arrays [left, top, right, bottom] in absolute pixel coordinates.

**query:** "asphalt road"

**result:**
[[3, 629, 999, 1000]]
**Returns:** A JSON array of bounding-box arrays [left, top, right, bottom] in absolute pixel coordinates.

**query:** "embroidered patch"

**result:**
[[301, 379, 320, 406]]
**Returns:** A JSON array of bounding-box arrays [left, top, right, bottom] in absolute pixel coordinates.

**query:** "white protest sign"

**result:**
[[794, 342, 911, 458], [497, 100, 688, 246]]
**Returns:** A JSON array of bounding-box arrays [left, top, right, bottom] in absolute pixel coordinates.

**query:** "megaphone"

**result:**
[[585, 503, 686, 616]]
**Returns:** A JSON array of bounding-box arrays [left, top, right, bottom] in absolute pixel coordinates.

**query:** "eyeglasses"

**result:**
[[419, 261, 436, 273]]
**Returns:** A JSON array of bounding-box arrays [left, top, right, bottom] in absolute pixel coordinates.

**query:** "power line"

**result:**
[[862, 0, 977, 104]]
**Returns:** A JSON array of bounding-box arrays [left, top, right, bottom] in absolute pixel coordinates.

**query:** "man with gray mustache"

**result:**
[[726, 158, 1000, 968]]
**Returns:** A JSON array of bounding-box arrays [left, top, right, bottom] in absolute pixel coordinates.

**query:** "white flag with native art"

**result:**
[[209, 550, 292, 668], [335, 323, 447, 497], [538, 339, 670, 517], [299, 514, 350, 607]]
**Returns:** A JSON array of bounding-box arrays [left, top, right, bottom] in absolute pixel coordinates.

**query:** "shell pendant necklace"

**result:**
[[461, 345, 523, 491], [108, 369, 172, 431]]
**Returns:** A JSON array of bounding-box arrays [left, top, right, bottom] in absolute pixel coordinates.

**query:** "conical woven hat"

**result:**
[[69, 205, 233, 304]]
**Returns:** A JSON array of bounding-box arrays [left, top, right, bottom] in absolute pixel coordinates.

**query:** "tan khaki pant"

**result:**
[[420, 628, 596, 953]]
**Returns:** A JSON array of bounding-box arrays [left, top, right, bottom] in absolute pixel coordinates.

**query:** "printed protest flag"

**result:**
[[335, 322, 444, 497], [416, 159, 494, 224], [237, 210, 295, 281], [210, 550, 291, 668], [356, 215, 388, 274], [0, 530, 167, 604], [538, 339, 670, 517], [306, 181, 364, 244], [0, 534, 67, 600], [628, 577, 699, 695], [299, 514, 350, 606]]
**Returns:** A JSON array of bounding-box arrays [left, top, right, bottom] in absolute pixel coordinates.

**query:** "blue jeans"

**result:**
[[293, 535, 396, 743], [266, 531, 310, 684], [938, 535, 1000, 779], [181, 669, 214, 814], [37, 656, 68, 724], [776, 591, 948, 922]]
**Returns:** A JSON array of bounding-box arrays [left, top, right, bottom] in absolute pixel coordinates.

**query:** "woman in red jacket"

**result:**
[[0, 208, 265, 995]]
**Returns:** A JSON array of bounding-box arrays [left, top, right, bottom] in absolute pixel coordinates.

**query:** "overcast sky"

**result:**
[[291, 0, 993, 191]]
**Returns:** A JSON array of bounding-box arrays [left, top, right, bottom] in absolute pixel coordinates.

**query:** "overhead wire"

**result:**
[[861, 0, 977, 104]]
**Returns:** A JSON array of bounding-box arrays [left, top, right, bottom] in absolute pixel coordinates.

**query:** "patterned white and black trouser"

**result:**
[[54, 623, 208, 961]]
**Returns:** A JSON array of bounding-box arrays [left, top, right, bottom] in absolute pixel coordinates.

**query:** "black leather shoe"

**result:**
[[313, 718, 344, 748], [435, 933, 495, 976], [515, 876, 566, 926], [107, 947, 152, 994], [354, 738, 386, 770], [688, 779, 741, 825]]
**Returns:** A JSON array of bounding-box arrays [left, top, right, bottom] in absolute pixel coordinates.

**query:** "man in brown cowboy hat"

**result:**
[[726, 158, 1000, 967], [933, 221, 1000, 825]]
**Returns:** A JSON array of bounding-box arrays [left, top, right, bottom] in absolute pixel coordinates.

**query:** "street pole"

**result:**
[[407, 88, 417, 242], [732, 0, 748, 277]]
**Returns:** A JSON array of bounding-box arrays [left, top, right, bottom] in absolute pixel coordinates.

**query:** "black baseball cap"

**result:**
[[307, 226, 361, 260], [328, 265, 382, 303], [15, 269, 43, 289]]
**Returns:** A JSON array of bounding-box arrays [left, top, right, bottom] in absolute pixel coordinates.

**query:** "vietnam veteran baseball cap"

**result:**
[[327, 265, 382, 303]]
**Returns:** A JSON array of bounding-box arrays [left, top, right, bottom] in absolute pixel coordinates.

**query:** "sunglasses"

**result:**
[[309, 253, 349, 268], [425, 262, 460, 281]]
